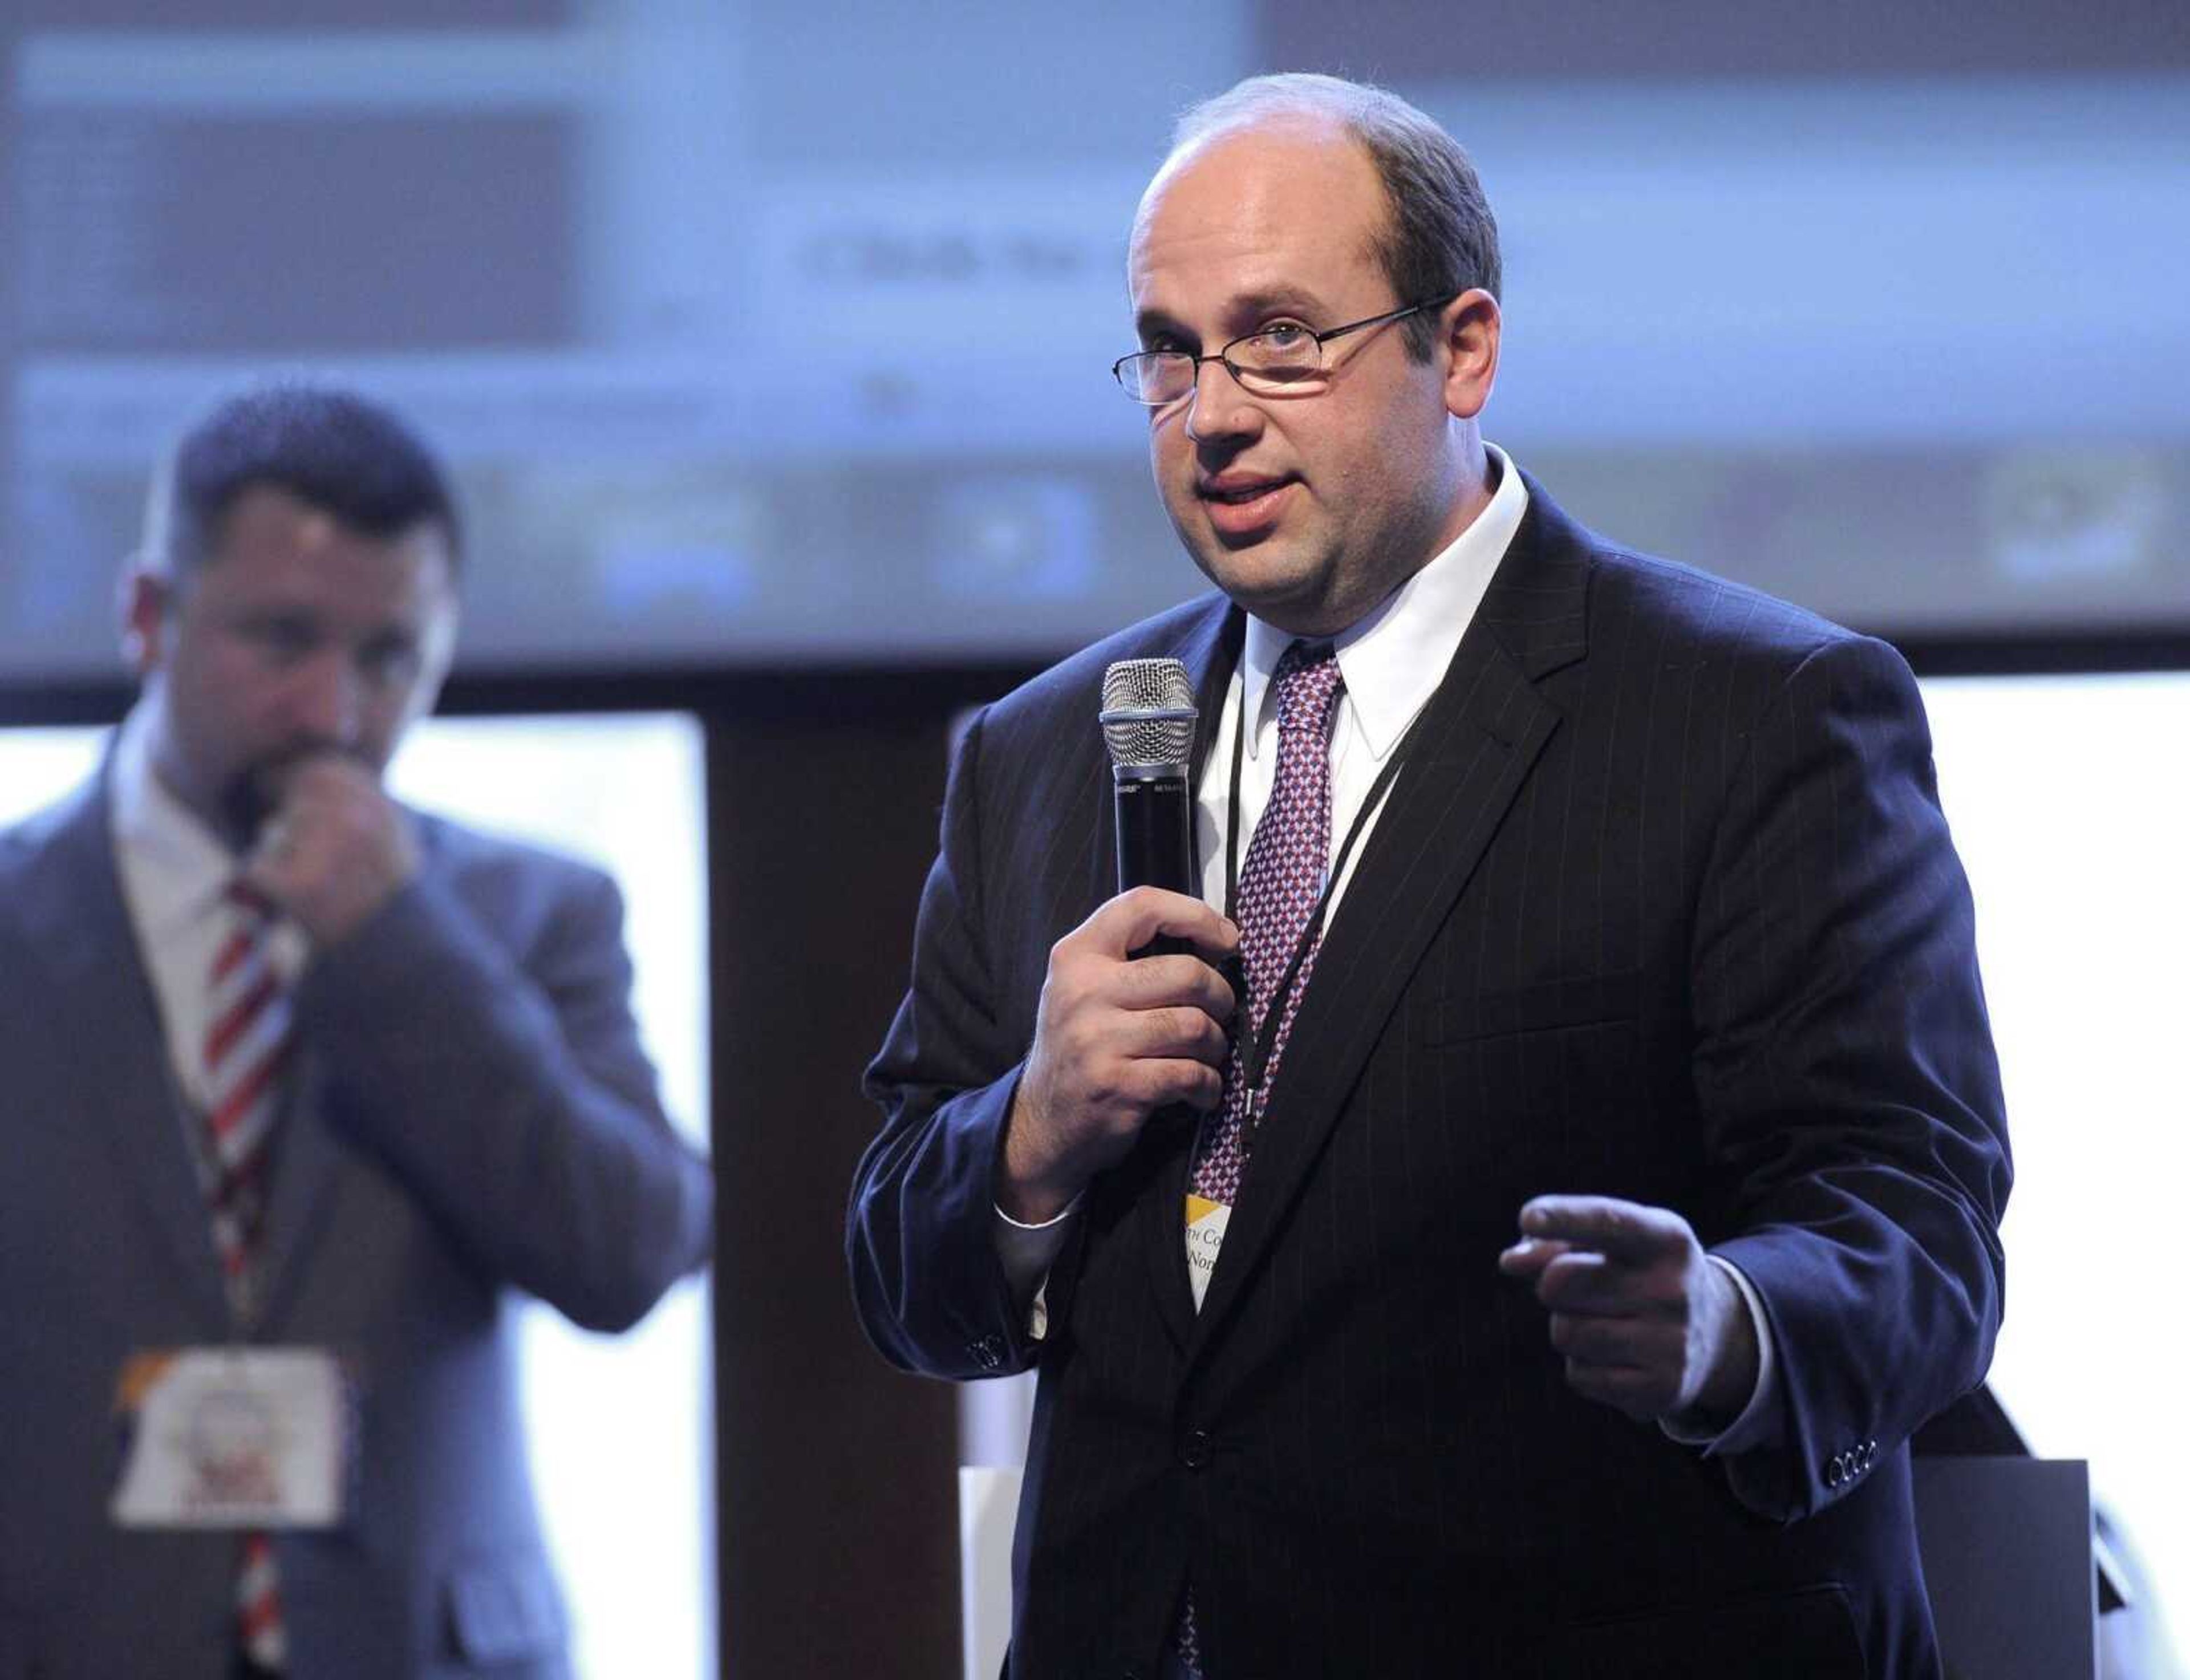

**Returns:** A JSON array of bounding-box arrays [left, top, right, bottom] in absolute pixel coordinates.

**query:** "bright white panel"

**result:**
[[388, 714, 713, 1680], [1923, 671, 2190, 1622]]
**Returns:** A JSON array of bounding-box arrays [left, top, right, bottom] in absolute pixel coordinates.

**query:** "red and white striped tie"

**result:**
[[202, 879, 293, 1672]]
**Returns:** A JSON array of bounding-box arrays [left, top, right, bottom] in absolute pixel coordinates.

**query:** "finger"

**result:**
[[1549, 1312, 1656, 1366], [286, 740, 375, 777], [1094, 888, 1239, 964], [1114, 952, 1240, 1021], [237, 847, 301, 914], [1496, 1236, 1574, 1279], [1519, 1195, 1688, 1263], [1130, 1004, 1233, 1068], [258, 789, 364, 863], [260, 746, 371, 806], [256, 814, 298, 861], [283, 764, 392, 823], [239, 804, 302, 877], [1125, 1056, 1227, 1114], [1534, 1249, 1664, 1314]]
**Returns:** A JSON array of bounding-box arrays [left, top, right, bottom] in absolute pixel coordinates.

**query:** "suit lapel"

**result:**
[[19, 777, 233, 1333], [1189, 485, 1592, 1344]]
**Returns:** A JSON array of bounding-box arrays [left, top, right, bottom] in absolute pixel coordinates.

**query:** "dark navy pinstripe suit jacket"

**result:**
[[851, 480, 2011, 1679]]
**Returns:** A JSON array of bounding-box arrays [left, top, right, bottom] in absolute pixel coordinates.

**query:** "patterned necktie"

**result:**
[[201, 879, 293, 1673], [1191, 639, 1347, 1205], [1177, 640, 1345, 1676]]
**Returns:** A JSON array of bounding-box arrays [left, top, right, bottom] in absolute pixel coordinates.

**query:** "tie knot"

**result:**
[[1273, 640, 1344, 737]]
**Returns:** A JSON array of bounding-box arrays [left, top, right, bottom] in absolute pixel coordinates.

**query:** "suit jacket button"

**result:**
[[1179, 1428, 1211, 1471], [1826, 1455, 1844, 1487]]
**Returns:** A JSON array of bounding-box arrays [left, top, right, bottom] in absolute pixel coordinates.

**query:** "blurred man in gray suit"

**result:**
[[850, 74, 2009, 1678], [0, 385, 713, 1679]]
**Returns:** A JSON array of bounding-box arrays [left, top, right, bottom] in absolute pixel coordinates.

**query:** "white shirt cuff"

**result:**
[[994, 1197, 1080, 1339], [1660, 1253, 1781, 1455]]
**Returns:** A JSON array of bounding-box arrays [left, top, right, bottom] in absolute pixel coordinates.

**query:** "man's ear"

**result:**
[[118, 561, 175, 682], [1438, 288, 1501, 422]]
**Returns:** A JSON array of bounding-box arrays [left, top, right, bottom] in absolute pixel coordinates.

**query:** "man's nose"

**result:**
[[286, 650, 362, 744], [1182, 358, 1262, 447]]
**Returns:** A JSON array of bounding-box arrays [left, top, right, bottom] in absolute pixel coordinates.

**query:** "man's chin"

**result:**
[[1183, 540, 1333, 631]]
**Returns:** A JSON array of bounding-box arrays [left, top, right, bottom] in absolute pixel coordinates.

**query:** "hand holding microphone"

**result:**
[[997, 659, 1239, 1223]]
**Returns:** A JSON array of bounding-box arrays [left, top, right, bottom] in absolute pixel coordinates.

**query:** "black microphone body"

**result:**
[[1100, 658, 1200, 959], [1114, 770, 1196, 958], [1113, 772, 1195, 898]]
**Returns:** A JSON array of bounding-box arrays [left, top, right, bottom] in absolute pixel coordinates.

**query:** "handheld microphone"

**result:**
[[1099, 658, 1198, 957]]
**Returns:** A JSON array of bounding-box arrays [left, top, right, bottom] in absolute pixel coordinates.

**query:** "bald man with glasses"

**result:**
[[851, 74, 2008, 1680]]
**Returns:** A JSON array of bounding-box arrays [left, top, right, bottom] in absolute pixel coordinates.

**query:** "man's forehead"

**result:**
[[1138, 113, 1372, 225], [204, 485, 452, 586], [1129, 116, 1385, 309]]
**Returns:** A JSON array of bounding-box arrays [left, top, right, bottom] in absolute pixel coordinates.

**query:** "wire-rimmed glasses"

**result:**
[[1112, 296, 1454, 405]]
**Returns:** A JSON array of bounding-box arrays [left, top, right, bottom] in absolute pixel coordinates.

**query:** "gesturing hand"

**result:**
[[1000, 888, 1239, 1224], [1498, 1194, 1759, 1426]]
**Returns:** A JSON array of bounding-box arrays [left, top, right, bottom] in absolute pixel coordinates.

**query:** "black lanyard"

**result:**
[[1222, 656, 1424, 1114]]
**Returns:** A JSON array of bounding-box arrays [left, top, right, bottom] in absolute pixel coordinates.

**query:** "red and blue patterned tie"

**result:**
[[1177, 639, 1345, 1673]]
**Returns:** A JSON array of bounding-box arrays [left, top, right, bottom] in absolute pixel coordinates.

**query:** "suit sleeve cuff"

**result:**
[[1660, 1253, 1782, 1455]]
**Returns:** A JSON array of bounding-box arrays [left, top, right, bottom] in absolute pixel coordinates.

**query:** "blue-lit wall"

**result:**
[[5, 1, 2185, 677]]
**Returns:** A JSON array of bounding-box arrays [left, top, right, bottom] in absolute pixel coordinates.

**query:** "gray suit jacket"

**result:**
[[0, 770, 713, 1680]]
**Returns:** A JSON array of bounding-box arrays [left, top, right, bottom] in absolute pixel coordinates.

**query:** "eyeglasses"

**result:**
[[1112, 296, 1453, 406]]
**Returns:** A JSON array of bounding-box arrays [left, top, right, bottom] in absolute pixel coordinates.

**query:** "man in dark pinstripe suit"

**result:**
[[850, 73, 2009, 1679]]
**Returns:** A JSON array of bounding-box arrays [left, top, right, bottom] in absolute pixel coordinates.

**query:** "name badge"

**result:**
[[111, 1348, 351, 1530], [1185, 1194, 1232, 1312]]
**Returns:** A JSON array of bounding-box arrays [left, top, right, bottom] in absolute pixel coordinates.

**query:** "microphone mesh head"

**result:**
[[1100, 658, 1197, 769]]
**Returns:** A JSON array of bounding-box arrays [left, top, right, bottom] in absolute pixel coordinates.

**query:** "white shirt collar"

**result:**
[[110, 700, 242, 946], [1239, 441, 1530, 759]]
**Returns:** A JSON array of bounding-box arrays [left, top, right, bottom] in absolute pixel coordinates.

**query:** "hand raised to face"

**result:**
[[240, 752, 421, 948]]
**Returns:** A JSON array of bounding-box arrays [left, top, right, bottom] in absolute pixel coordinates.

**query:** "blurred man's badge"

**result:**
[[110, 1348, 351, 1529]]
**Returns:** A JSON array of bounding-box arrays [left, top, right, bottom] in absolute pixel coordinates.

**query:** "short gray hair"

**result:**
[[1171, 73, 1500, 360]]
